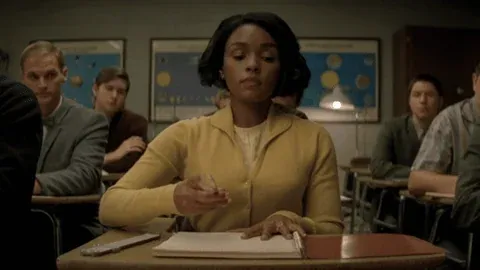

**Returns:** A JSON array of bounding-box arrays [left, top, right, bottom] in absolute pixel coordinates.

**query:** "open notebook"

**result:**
[[152, 232, 302, 259]]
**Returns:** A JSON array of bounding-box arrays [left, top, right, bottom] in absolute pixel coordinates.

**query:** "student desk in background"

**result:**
[[31, 195, 102, 257], [102, 173, 125, 187], [356, 177, 408, 233], [57, 230, 445, 270], [399, 190, 478, 269], [338, 165, 371, 233], [398, 190, 454, 240]]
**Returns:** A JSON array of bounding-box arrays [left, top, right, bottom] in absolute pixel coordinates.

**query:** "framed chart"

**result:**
[[149, 38, 221, 122], [31, 39, 126, 108], [298, 38, 381, 123]]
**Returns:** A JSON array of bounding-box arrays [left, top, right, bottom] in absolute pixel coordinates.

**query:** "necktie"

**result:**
[[42, 116, 55, 127]]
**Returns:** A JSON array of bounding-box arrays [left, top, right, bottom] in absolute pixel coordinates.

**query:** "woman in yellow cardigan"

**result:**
[[99, 12, 344, 240]]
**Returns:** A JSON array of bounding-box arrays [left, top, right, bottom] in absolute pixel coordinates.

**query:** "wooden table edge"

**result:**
[[32, 194, 102, 205], [57, 252, 445, 269], [357, 177, 408, 188]]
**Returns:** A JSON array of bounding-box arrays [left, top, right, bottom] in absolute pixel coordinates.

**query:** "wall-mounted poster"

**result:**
[[150, 39, 220, 122], [299, 38, 381, 123], [45, 39, 125, 108]]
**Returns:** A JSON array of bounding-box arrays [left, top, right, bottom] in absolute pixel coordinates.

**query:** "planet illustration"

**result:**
[[320, 70, 340, 89], [69, 76, 83, 88], [355, 75, 370, 90], [155, 92, 168, 103], [326, 54, 343, 69], [156, 71, 172, 87]]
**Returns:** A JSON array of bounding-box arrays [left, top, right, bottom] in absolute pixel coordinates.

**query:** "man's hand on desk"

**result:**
[[173, 175, 231, 215], [117, 136, 146, 156], [33, 179, 42, 195], [232, 215, 306, 241]]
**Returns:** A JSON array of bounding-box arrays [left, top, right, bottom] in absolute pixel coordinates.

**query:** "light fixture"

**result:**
[[319, 85, 355, 111], [319, 84, 362, 157]]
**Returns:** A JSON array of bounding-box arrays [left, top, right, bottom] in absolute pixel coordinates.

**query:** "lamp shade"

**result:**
[[319, 85, 355, 111]]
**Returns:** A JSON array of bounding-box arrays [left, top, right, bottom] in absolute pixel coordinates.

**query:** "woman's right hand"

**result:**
[[173, 175, 231, 215]]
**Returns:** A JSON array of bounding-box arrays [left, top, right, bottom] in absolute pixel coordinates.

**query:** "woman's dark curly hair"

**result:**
[[198, 12, 311, 98]]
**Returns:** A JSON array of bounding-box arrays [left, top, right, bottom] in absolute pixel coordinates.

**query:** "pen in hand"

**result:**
[[293, 231, 306, 259], [208, 174, 219, 194], [206, 174, 231, 205]]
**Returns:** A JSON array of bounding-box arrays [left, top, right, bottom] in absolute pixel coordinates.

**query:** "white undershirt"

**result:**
[[233, 121, 267, 173]]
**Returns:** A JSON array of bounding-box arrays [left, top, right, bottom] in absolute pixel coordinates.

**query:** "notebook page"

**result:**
[[154, 232, 297, 254]]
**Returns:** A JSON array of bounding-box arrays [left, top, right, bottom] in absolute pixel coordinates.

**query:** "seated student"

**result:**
[[368, 74, 442, 234], [272, 91, 308, 120], [452, 120, 480, 269], [92, 67, 148, 173], [0, 75, 43, 267], [409, 63, 480, 195], [408, 65, 480, 266], [21, 41, 109, 252], [453, 119, 480, 230], [99, 12, 344, 238], [371, 74, 443, 179]]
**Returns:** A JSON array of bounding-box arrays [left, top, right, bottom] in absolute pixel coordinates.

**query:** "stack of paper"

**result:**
[[152, 232, 301, 259]]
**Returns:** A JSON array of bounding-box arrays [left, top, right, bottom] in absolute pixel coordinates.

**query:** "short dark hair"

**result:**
[[198, 12, 311, 99], [94, 67, 130, 92], [408, 73, 443, 97], [475, 60, 480, 76], [292, 90, 304, 107]]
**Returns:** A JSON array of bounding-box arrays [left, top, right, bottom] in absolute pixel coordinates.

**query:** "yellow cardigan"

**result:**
[[99, 106, 344, 234]]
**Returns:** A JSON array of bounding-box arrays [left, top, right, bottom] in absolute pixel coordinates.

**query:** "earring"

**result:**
[[219, 70, 224, 79]]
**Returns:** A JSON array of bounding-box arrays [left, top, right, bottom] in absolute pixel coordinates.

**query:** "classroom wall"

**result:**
[[2, 0, 479, 188]]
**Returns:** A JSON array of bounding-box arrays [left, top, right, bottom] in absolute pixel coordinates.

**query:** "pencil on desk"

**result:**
[[293, 231, 306, 259], [208, 174, 219, 194]]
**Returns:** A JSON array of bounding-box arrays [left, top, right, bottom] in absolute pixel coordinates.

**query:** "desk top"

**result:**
[[357, 177, 408, 188], [399, 190, 454, 205], [31, 194, 101, 205], [339, 165, 371, 175], [102, 173, 125, 182], [57, 231, 444, 270]]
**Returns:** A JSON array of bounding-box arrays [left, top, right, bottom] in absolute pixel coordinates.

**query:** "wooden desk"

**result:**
[[32, 194, 101, 205], [102, 173, 125, 183], [339, 165, 371, 176], [338, 165, 371, 233], [399, 190, 454, 205], [31, 194, 101, 257], [357, 177, 408, 189], [57, 231, 445, 270]]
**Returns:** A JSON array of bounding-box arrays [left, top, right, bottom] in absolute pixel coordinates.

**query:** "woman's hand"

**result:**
[[236, 215, 307, 240], [173, 175, 230, 215]]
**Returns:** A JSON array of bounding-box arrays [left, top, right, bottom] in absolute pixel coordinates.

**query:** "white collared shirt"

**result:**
[[43, 96, 63, 142]]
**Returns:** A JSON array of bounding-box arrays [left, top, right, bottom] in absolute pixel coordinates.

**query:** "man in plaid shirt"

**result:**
[[409, 63, 480, 196]]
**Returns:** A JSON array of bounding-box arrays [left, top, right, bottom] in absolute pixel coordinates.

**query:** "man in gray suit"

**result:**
[[21, 41, 109, 261]]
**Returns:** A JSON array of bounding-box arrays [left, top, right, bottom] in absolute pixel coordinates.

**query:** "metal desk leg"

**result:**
[[423, 204, 431, 240], [349, 172, 358, 234], [31, 209, 62, 257], [397, 195, 406, 233], [466, 233, 473, 270], [358, 184, 369, 233]]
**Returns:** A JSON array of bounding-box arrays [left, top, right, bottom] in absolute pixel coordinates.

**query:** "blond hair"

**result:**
[[20, 41, 65, 71]]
